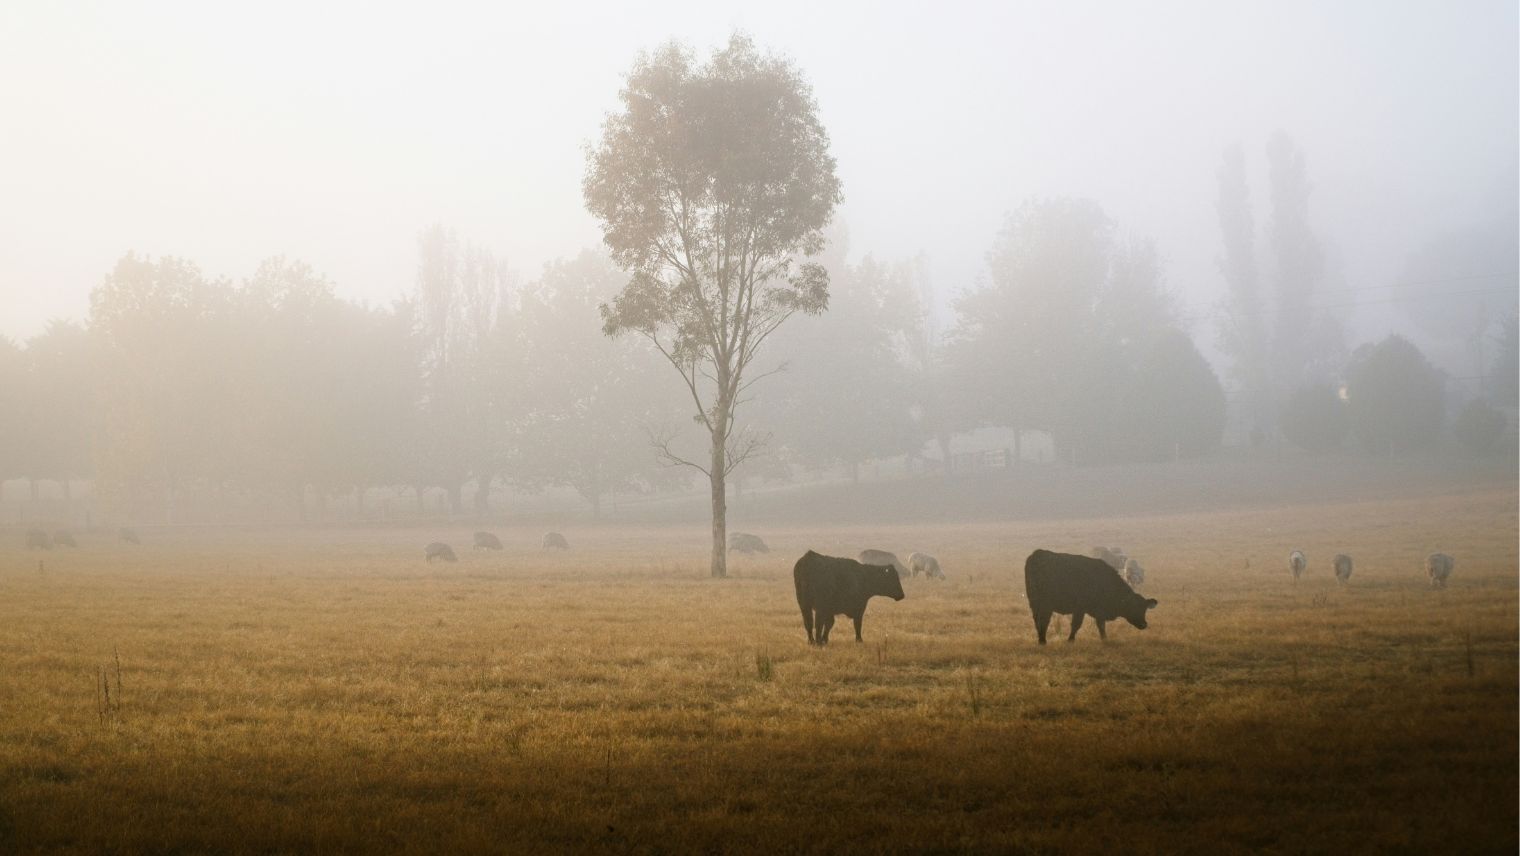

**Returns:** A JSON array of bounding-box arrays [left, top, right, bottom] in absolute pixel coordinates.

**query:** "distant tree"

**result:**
[[1125, 329, 1227, 460], [947, 198, 1179, 463], [1488, 315, 1517, 407], [89, 254, 234, 520], [1345, 335, 1445, 455], [768, 255, 922, 478], [946, 198, 1112, 458], [515, 251, 677, 518], [0, 336, 26, 488], [1452, 398, 1506, 456], [22, 320, 96, 496], [1265, 132, 1326, 390], [1215, 143, 1273, 438], [1279, 383, 1348, 453], [411, 226, 512, 515], [456, 243, 515, 514], [586, 34, 841, 578]]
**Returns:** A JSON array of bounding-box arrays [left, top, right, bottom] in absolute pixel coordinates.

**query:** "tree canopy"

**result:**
[[586, 33, 841, 577]]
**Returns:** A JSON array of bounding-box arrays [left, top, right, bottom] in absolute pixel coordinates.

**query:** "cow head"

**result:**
[[1123, 595, 1158, 629], [873, 564, 906, 600]]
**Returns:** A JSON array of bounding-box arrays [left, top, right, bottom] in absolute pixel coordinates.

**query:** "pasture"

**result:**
[[1, 484, 1515, 853]]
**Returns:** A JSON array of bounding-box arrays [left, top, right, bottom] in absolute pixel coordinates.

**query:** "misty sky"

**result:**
[[2, 1, 1515, 373]]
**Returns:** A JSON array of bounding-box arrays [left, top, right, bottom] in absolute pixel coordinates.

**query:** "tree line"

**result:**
[[3, 35, 1512, 545]]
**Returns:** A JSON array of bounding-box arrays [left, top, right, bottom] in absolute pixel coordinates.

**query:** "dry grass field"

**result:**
[[1, 482, 1515, 853]]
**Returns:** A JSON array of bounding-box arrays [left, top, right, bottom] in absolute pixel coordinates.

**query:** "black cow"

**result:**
[[542, 532, 570, 550], [793, 550, 905, 645], [26, 528, 51, 550], [473, 531, 504, 551], [53, 530, 78, 548], [1025, 549, 1157, 644], [425, 542, 458, 563], [728, 532, 769, 554], [119, 528, 141, 545]]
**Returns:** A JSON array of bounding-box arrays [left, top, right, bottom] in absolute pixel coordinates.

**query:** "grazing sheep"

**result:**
[[473, 531, 504, 551], [1289, 550, 1306, 580], [1426, 552, 1454, 588], [857, 549, 909, 579], [25, 528, 51, 550], [425, 542, 458, 563], [907, 551, 946, 580], [1090, 546, 1127, 572], [53, 530, 77, 548], [1124, 558, 1145, 587], [728, 532, 770, 554], [1333, 554, 1353, 584], [542, 532, 570, 550], [119, 528, 141, 545]]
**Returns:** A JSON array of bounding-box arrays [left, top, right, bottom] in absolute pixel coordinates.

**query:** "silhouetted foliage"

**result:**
[[1127, 330, 1228, 460], [947, 197, 1190, 464], [1345, 335, 1444, 455], [1452, 398, 1506, 456], [1491, 316, 1518, 407], [1280, 383, 1349, 453]]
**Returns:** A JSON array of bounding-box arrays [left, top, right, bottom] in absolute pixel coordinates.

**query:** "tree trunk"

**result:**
[[473, 473, 493, 517], [709, 432, 727, 579]]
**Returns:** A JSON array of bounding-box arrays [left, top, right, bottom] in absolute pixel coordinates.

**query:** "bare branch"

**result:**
[[723, 428, 770, 476], [647, 424, 710, 476], [643, 331, 714, 433]]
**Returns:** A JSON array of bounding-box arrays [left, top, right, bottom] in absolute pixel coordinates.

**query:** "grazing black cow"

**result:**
[[119, 528, 141, 545], [728, 532, 770, 554], [1025, 549, 1157, 644], [53, 530, 78, 548], [473, 531, 504, 551], [542, 532, 570, 550], [425, 542, 458, 563], [26, 529, 51, 550], [793, 550, 905, 645]]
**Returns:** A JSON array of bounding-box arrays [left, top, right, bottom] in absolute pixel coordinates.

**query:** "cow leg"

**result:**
[[1067, 612, 1085, 642], [1034, 609, 1052, 645], [853, 615, 864, 642], [817, 612, 832, 645], [800, 604, 815, 645], [1096, 618, 1107, 641]]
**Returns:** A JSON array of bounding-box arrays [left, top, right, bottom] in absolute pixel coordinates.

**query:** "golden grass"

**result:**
[[1, 486, 1515, 853]]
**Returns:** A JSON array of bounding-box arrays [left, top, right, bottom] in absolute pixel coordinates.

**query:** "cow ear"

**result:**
[[1146, 598, 1158, 608]]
